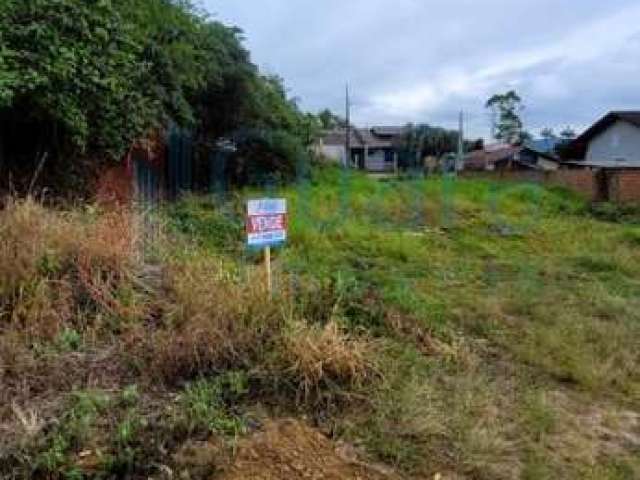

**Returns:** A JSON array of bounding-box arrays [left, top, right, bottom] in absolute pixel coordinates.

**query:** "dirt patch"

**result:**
[[216, 419, 401, 480]]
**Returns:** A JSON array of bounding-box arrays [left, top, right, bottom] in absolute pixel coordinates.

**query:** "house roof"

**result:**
[[356, 129, 396, 148], [321, 129, 362, 147], [465, 144, 519, 169], [563, 160, 640, 169], [567, 111, 640, 159], [464, 144, 558, 171], [370, 126, 406, 137], [321, 127, 402, 149]]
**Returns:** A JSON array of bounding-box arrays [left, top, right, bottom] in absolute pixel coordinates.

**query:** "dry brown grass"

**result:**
[[131, 256, 286, 382], [280, 321, 377, 400], [0, 197, 142, 340], [0, 198, 145, 437], [131, 255, 377, 398]]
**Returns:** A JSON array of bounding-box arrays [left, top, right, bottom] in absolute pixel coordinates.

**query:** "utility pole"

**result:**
[[456, 110, 464, 174], [345, 83, 351, 168]]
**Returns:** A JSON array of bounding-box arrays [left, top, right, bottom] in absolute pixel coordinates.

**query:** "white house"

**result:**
[[317, 126, 403, 172]]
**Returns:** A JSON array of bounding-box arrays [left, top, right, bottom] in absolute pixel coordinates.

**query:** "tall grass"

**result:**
[[0, 198, 142, 340]]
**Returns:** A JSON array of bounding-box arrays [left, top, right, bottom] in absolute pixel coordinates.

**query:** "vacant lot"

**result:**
[[1, 168, 639, 479]]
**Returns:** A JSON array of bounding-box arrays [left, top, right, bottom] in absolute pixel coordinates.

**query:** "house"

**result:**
[[464, 143, 559, 172], [559, 111, 640, 203], [564, 111, 640, 169], [317, 126, 405, 172]]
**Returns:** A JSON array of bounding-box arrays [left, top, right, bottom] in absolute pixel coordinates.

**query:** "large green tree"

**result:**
[[0, 0, 317, 192], [396, 124, 481, 164], [486, 90, 526, 144]]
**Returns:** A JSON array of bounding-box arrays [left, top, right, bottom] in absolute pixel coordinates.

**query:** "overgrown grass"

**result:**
[[1, 168, 639, 479]]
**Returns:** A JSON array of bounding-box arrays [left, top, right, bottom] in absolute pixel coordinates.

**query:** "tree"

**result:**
[[317, 109, 345, 130], [486, 90, 525, 144], [555, 126, 578, 159], [559, 126, 577, 141], [540, 127, 557, 140], [0, 0, 319, 193], [395, 123, 482, 170], [520, 130, 534, 143]]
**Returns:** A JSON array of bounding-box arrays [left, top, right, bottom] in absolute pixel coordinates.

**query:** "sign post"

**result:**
[[246, 198, 287, 298]]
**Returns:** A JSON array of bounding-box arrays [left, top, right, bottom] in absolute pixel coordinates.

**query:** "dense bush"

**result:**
[[0, 0, 319, 193]]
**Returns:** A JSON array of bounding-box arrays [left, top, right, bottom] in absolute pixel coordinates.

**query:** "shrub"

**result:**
[[590, 202, 640, 224]]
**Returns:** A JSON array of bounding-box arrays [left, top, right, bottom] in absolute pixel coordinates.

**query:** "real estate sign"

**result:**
[[246, 198, 287, 248]]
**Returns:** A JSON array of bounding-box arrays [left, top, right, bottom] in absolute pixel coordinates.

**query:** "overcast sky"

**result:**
[[204, 0, 640, 139]]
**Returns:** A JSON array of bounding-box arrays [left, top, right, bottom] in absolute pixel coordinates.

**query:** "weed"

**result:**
[[35, 390, 110, 475], [522, 390, 557, 441], [55, 328, 82, 352], [179, 373, 249, 437]]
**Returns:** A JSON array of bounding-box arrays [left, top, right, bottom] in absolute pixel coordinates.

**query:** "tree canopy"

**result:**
[[396, 123, 482, 160], [486, 90, 526, 144], [0, 0, 316, 191], [317, 109, 346, 130]]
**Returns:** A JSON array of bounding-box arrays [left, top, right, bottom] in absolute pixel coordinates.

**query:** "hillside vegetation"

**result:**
[[1, 170, 639, 479], [0, 0, 318, 195]]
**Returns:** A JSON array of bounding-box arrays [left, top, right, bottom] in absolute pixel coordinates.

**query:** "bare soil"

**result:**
[[216, 419, 401, 480]]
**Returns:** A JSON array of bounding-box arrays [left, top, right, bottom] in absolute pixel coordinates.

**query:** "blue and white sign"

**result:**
[[246, 198, 287, 248]]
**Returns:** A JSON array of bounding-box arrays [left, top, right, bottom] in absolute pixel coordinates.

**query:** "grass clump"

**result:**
[[178, 372, 249, 437], [35, 391, 110, 476], [280, 321, 376, 400]]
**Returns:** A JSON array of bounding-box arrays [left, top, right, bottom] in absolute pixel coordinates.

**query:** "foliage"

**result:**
[[559, 126, 577, 140], [553, 126, 578, 158], [394, 123, 482, 169], [179, 372, 249, 436], [2, 0, 156, 157], [540, 127, 556, 140], [486, 90, 526, 144], [318, 108, 346, 129], [0, 0, 318, 192]]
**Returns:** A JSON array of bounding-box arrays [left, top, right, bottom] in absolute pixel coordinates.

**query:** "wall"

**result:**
[[95, 132, 167, 205], [464, 169, 600, 201], [95, 163, 133, 205], [586, 120, 640, 165], [365, 150, 393, 172], [607, 170, 640, 203], [548, 170, 600, 201], [318, 144, 347, 166], [466, 168, 640, 204]]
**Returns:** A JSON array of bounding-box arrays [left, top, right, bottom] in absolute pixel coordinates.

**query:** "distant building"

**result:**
[[317, 126, 405, 172], [464, 143, 559, 172]]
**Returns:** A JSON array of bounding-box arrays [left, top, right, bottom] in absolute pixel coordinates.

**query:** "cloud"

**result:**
[[205, 0, 640, 138]]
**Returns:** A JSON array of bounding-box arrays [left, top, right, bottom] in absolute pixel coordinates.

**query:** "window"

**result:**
[[384, 150, 395, 163]]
